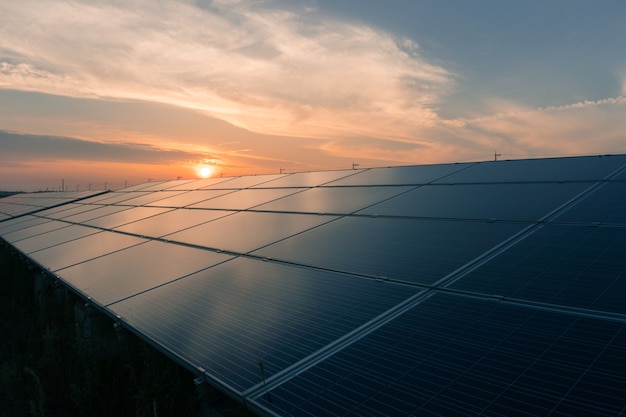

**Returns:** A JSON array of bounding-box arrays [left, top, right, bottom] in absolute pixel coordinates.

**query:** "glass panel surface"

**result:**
[[256, 293, 626, 417], [61, 205, 132, 224], [124, 181, 169, 191], [115, 208, 232, 237], [29, 232, 146, 272], [327, 163, 470, 186], [187, 189, 300, 210], [358, 183, 589, 220], [36, 203, 83, 217], [253, 170, 359, 188], [254, 217, 524, 285], [84, 207, 173, 229], [0, 216, 49, 236], [38, 204, 107, 220], [108, 257, 421, 392], [435, 155, 626, 183], [114, 191, 187, 206], [555, 182, 626, 224], [451, 224, 626, 313], [144, 190, 233, 207], [165, 177, 233, 190], [255, 186, 413, 214], [165, 212, 336, 253], [57, 240, 233, 306], [201, 174, 287, 189], [3, 220, 70, 243], [13, 225, 100, 254], [82, 191, 151, 205]]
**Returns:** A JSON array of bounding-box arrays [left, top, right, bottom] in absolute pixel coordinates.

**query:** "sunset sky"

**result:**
[[1, 0, 625, 191]]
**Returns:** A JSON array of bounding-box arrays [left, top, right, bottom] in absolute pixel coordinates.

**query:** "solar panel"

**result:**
[[251, 293, 626, 417], [165, 211, 337, 254], [254, 186, 414, 214], [108, 257, 422, 393], [450, 224, 626, 314], [435, 154, 626, 183], [2, 154, 626, 417], [251, 169, 360, 188], [55, 240, 233, 306], [254, 216, 525, 285], [187, 188, 301, 210], [326, 163, 471, 186], [357, 182, 589, 220]]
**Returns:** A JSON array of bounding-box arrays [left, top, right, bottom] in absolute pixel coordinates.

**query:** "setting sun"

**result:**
[[198, 165, 213, 178]]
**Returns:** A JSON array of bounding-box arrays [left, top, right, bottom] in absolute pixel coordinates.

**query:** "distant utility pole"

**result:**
[[61, 178, 65, 192], [352, 162, 360, 170], [494, 150, 502, 161]]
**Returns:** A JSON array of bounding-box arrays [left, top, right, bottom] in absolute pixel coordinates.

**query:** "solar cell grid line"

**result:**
[[434, 154, 626, 184], [107, 257, 424, 396], [430, 172, 626, 292], [187, 188, 304, 211], [0, 216, 49, 235], [252, 186, 415, 215], [2, 219, 71, 243], [199, 173, 288, 190], [449, 224, 626, 315], [143, 189, 235, 208], [111, 190, 189, 206], [12, 224, 102, 255], [249, 169, 362, 188], [324, 162, 475, 187], [250, 293, 626, 417]]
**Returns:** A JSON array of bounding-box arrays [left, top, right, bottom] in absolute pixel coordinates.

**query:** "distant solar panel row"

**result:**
[[2, 154, 626, 416]]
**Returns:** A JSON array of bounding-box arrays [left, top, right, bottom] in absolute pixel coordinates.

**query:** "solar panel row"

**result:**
[[1, 154, 625, 416]]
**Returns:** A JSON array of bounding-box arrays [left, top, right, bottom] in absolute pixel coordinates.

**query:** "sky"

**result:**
[[1, 0, 625, 191]]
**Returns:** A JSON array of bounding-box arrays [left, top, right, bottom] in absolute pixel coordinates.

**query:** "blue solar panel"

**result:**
[[108, 257, 422, 393], [450, 224, 626, 314], [252, 293, 626, 417], [357, 182, 589, 220], [2, 154, 626, 417], [555, 182, 626, 224], [255, 217, 525, 284]]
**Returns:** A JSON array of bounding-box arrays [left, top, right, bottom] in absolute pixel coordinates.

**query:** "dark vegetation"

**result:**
[[0, 243, 252, 417]]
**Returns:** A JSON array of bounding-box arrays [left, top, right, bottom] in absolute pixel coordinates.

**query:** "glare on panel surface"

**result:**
[[108, 257, 422, 392], [254, 217, 525, 285], [255, 186, 413, 214], [57, 240, 233, 306], [144, 190, 234, 207], [12, 225, 101, 254], [3, 220, 71, 243], [29, 231, 146, 272], [188, 188, 300, 210], [115, 208, 233, 238], [83, 207, 173, 229], [165, 211, 337, 253], [252, 170, 360, 188]]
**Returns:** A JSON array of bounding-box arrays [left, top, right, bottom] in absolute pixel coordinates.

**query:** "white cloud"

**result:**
[[0, 0, 454, 139]]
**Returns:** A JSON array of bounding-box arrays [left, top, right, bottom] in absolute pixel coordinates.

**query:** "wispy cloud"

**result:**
[[0, 130, 202, 164], [0, 0, 453, 139]]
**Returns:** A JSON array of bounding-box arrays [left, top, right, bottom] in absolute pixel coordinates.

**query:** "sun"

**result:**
[[198, 166, 213, 178]]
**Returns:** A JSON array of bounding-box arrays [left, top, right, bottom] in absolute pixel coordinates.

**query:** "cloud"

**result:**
[[0, 130, 203, 164], [0, 0, 454, 140]]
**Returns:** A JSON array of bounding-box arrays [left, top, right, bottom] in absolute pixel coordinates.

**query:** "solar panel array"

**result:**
[[1, 154, 626, 416]]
